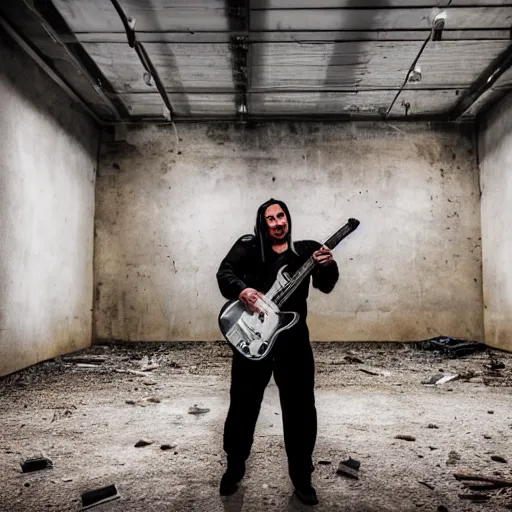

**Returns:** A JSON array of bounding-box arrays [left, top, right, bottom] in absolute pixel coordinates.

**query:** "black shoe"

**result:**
[[294, 485, 319, 506], [219, 464, 245, 496]]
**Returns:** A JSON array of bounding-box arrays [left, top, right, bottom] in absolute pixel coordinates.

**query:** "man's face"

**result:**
[[264, 204, 289, 242]]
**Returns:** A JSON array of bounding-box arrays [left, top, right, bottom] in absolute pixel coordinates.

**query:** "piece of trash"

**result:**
[[418, 480, 435, 490], [160, 444, 177, 451], [358, 368, 379, 376], [486, 360, 505, 370], [76, 364, 101, 369], [458, 493, 490, 502], [435, 375, 459, 385], [491, 455, 507, 463], [336, 458, 360, 479], [344, 356, 364, 364], [454, 470, 512, 487], [188, 405, 210, 415], [62, 356, 105, 365], [134, 439, 153, 447], [395, 435, 416, 442], [81, 484, 120, 510], [141, 363, 160, 372], [143, 380, 157, 386], [21, 456, 53, 473], [63, 478, 73, 482], [446, 451, 461, 465], [418, 336, 486, 357], [422, 374, 444, 385]]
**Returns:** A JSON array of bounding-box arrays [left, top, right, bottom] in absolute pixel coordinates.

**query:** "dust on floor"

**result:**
[[0, 342, 511, 512]]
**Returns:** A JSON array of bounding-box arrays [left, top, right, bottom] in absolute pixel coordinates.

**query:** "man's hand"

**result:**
[[239, 288, 264, 313], [313, 245, 334, 265]]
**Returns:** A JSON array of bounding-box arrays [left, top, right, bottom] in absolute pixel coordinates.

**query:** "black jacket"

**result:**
[[216, 234, 339, 324]]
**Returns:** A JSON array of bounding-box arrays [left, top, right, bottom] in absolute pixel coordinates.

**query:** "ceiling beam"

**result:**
[[0, 16, 107, 125], [226, 0, 250, 122], [109, 0, 176, 121], [18, 0, 124, 122], [450, 42, 512, 120]]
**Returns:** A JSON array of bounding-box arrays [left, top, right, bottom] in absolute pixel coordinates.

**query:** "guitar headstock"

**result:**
[[348, 218, 360, 229]]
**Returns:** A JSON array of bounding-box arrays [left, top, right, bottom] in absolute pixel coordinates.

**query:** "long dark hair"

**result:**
[[254, 198, 297, 263]]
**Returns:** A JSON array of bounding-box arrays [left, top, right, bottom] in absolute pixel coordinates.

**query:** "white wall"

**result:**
[[478, 93, 512, 352], [95, 122, 482, 342], [0, 31, 98, 376]]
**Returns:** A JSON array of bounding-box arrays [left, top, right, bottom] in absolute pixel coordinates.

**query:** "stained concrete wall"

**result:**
[[0, 30, 98, 376], [96, 122, 482, 342], [478, 94, 512, 352]]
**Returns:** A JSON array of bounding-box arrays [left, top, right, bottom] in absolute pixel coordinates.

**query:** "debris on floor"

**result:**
[[395, 434, 416, 442], [418, 337, 487, 358], [2, 341, 512, 511], [160, 444, 177, 451], [446, 451, 461, 466], [20, 456, 53, 473], [188, 404, 210, 415], [134, 439, 153, 448], [454, 469, 512, 505], [61, 356, 106, 365], [336, 458, 360, 479], [81, 484, 120, 510]]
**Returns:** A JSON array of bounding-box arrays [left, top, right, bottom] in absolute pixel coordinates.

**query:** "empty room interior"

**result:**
[[1, 1, 512, 511]]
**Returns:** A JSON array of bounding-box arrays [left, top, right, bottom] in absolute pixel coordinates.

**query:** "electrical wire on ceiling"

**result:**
[[384, 2, 449, 119], [109, 0, 176, 128]]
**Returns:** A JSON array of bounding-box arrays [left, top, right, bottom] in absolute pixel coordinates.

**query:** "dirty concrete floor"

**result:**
[[1, 342, 512, 512]]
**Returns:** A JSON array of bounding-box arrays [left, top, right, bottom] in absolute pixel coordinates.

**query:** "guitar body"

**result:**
[[218, 266, 299, 360]]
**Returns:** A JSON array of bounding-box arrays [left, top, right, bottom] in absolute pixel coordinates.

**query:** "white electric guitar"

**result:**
[[218, 218, 360, 360]]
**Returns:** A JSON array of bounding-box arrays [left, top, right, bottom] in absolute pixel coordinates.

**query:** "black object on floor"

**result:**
[[81, 484, 120, 509], [21, 457, 53, 473]]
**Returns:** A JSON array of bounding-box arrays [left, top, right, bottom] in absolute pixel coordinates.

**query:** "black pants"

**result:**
[[223, 325, 317, 487]]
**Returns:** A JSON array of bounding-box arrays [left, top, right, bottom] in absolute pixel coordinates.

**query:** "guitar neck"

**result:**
[[273, 218, 359, 307]]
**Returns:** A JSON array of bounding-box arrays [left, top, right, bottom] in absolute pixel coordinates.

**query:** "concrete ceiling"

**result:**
[[1, 0, 511, 124]]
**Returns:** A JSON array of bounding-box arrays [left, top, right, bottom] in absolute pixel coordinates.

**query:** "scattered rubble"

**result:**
[[134, 439, 153, 448], [188, 405, 210, 415], [446, 451, 461, 466], [395, 435, 416, 442], [336, 458, 360, 480], [20, 456, 53, 473]]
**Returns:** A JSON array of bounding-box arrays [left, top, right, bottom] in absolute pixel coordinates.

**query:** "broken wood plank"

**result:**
[[61, 356, 106, 364], [114, 369, 148, 377], [462, 482, 504, 491], [458, 494, 490, 502], [454, 472, 512, 487]]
